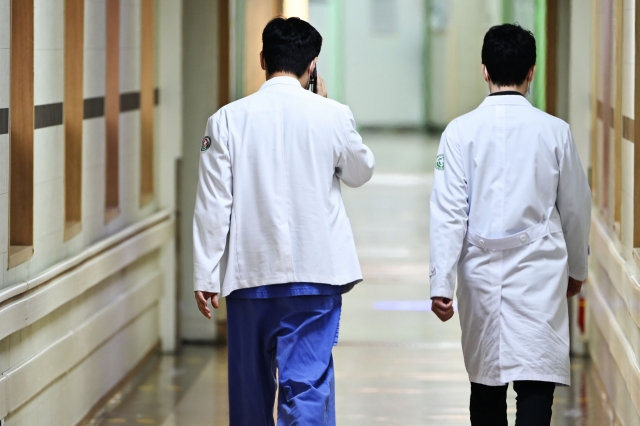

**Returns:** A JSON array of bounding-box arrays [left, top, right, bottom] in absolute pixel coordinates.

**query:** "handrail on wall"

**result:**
[[0, 209, 173, 306]]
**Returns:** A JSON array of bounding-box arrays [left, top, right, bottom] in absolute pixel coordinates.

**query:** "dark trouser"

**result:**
[[470, 381, 556, 426]]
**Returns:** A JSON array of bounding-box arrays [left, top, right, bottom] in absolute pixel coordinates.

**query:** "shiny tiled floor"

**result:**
[[95, 132, 613, 425]]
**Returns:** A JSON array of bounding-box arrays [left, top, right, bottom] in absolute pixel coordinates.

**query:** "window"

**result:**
[[371, 0, 398, 36]]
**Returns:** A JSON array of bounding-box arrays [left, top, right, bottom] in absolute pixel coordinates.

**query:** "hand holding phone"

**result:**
[[309, 66, 318, 94], [309, 66, 327, 98]]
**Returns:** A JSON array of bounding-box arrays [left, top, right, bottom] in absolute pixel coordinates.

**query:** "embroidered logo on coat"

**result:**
[[435, 154, 444, 170], [429, 264, 437, 277], [201, 136, 212, 152]]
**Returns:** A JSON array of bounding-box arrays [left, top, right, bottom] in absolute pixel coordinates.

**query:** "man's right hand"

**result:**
[[316, 75, 328, 98], [431, 297, 454, 322], [567, 277, 584, 298]]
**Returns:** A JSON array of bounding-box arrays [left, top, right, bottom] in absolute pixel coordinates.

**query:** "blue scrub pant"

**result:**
[[226, 294, 342, 426]]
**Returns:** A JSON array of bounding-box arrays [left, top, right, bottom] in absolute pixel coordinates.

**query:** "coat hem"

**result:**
[[468, 373, 570, 387], [219, 274, 364, 297]]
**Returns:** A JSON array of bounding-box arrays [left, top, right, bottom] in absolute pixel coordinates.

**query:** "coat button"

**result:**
[[520, 235, 527, 242], [479, 239, 485, 245]]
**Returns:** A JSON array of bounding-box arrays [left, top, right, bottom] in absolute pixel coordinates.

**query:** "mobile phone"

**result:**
[[309, 66, 318, 94]]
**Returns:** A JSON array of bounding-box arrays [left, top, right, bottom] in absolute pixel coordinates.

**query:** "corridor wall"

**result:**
[[583, 0, 640, 423], [503, 0, 547, 110], [181, 0, 221, 342], [0, 0, 182, 423], [567, 0, 593, 172], [343, 0, 426, 128], [239, 0, 281, 96], [426, 0, 555, 128], [426, 0, 501, 128], [308, 0, 345, 103]]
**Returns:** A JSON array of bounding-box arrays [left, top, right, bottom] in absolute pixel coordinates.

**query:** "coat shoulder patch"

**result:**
[[201, 136, 212, 152], [435, 154, 444, 171]]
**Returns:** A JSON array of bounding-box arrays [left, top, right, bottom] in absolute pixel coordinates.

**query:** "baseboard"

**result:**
[[76, 343, 161, 426]]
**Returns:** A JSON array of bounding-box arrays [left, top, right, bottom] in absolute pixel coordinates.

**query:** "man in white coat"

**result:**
[[192, 17, 374, 425], [429, 24, 591, 425]]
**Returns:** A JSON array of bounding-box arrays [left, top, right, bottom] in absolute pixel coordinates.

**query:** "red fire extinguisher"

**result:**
[[577, 294, 586, 335]]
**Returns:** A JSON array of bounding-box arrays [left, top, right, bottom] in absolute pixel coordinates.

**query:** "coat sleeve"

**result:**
[[193, 113, 233, 294], [430, 122, 469, 300], [556, 126, 591, 281], [335, 106, 375, 188]]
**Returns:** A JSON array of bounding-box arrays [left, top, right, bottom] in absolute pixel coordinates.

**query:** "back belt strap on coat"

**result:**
[[465, 219, 562, 251]]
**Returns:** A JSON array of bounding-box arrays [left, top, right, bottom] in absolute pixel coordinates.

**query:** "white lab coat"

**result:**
[[193, 76, 375, 297], [429, 94, 591, 386]]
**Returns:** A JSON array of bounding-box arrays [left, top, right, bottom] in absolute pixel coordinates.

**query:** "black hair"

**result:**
[[262, 17, 322, 77], [481, 24, 536, 87]]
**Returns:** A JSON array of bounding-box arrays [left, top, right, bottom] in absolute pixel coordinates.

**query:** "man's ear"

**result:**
[[528, 65, 536, 82], [260, 51, 266, 71], [481, 64, 490, 83], [309, 57, 318, 74]]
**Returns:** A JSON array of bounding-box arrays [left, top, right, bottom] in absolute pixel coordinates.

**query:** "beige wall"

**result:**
[[427, 0, 501, 127], [242, 0, 279, 96], [0, 0, 182, 422], [283, 0, 308, 20], [342, 0, 426, 127], [582, 0, 639, 423], [181, 0, 220, 341], [568, 0, 593, 173], [156, 0, 183, 353]]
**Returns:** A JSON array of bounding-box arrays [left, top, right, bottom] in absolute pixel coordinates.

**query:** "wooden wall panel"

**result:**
[[9, 0, 35, 266], [634, 0, 640, 247], [105, 0, 120, 222], [591, 0, 599, 199], [243, 0, 280, 96], [613, 0, 623, 231], [64, 0, 85, 240], [600, 0, 614, 220], [140, 0, 154, 207], [218, 0, 231, 107], [623, 116, 634, 142]]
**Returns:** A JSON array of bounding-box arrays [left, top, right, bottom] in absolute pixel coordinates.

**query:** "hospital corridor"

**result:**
[[90, 132, 613, 425], [0, 0, 639, 425]]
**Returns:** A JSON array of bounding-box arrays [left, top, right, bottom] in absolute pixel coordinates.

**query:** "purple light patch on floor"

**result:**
[[373, 300, 458, 312]]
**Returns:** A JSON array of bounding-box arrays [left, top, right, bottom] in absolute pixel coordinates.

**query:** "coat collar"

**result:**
[[259, 76, 303, 91], [478, 94, 532, 108]]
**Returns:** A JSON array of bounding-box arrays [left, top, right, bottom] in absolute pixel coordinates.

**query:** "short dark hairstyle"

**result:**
[[262, 17, 322, 77], [481, 24, 536, 87]]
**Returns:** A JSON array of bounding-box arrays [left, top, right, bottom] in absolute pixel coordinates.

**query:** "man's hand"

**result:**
[[195, 291, 219, 319], [567, 277, 584, 298], [431, 297, 454, 322], [316, 75, 328, 98]]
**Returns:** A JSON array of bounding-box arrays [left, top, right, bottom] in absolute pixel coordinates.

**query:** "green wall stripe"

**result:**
[[534, 0, 547, 111]]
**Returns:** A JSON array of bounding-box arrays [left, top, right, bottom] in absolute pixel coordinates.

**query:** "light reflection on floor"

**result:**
[[373, 300, 460, 312], [93, 132, 613, 425]]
